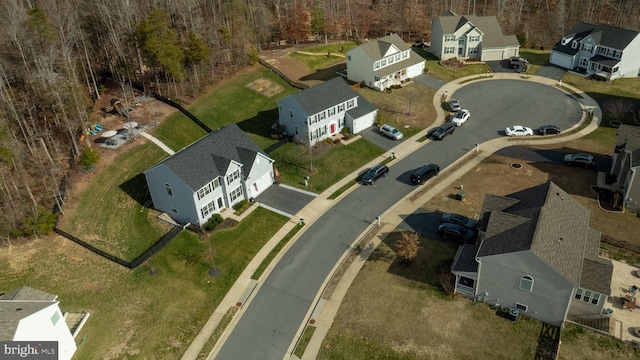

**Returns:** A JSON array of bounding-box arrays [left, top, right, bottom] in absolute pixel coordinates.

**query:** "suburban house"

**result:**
[[549, 22, 640, 80], [451, 182, 613, 327], [0, 286, 78, 360], [144, 123, 275, 226], [277, 77, 378, 146], [429, 11, 520, 61], [346, 33, 425, 91], [610, 124, 640, 211]]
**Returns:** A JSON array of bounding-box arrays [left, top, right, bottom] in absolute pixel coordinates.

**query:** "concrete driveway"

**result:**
[[255, 184, 317, 218], [359, 126, 407, 151]]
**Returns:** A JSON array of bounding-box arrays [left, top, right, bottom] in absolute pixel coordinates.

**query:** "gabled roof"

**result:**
[[147, 123, 270, 191], [615, 124, 640, 163], [579, 228, 612, 295], [357, 33, 410, 61], [0, 286, 59, 340], [284, 77, 360, 116], [452, 243, 480, 273], [1, 286, 57, 301], [435, 15, 520, 48], [563, 22, 639, 50], [477, 182, 596, 285], [374, 50, 425, 77]]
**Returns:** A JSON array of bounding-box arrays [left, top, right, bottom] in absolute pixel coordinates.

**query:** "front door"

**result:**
[[216, 196, 224, 210], [330, 123, 335, 134]]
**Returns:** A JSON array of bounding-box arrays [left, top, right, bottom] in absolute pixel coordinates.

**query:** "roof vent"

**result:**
[[557, 237, 564, 244], [15, 307, 22, 311]]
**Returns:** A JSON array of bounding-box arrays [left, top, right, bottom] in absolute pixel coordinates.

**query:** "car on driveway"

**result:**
[[432, 122, 455, 140], [361, 163, 389, 185], [452, 109, 470, 126], [538, 124, 561, 135], [440, 213, 477, 230], [410, 163, 440, 185], [379, 124, 403, 140], [447, 99, 461, 112], [438, 222, 476, 243], [505, 125, 533, 137], [564, 153, 596, 169]]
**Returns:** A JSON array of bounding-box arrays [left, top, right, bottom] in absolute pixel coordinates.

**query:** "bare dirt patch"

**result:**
[[246, 78, 283, 97]]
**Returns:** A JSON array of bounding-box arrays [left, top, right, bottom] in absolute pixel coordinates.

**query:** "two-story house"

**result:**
[[0, 286, 78, 360], [549, 22, 640, 80], [610, 124, 640, 211], [144, 123, 275, 227], [451, 182, 613, 327], [430, 11, 520, 61], [277, 77, 378, 146], [346, 33, 425, 91]]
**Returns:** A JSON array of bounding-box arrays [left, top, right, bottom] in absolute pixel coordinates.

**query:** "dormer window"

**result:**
[[572, 40, 578, 49]]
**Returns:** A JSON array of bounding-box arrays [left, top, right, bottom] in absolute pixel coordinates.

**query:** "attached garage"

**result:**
[[549, 51, 574, 70], [247, 171, 273, 199], [347, 111, 377, 134], [482, 49, 505, 61]]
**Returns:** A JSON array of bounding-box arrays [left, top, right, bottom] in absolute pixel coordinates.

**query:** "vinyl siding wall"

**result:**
[[145, 164, 199, 225]]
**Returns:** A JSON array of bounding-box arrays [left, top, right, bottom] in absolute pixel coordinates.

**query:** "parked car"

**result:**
[[440, 213, 477, 230], [432, 122, 456, 140], [564, 153, 596, 169], [509, 56, 528, 68], [538, 125, 561, 135], [361, 163, 389, 185], [505, 125, 533, 137], [379, 124, 403, 140], [452, 109, 470, 126], [438, 222, 476, 243], [447, 99, 461, 112], [410, 163, 440, 185]]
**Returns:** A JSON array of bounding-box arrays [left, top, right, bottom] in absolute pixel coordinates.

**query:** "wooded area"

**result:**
[[0, 0, 638, 241]]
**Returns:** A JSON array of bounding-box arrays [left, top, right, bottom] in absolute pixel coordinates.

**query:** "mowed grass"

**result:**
[[1, 207, 288, 359], [152, 66, 298, 151], [57, 143, 172, 260], [290, 41, 358, 70]]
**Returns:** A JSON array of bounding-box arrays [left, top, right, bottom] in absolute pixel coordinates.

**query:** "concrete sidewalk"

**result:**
[[181, 72, 601, 360]]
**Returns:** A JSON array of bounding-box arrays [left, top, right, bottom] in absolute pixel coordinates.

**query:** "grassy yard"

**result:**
[[290, 41, 358, 70], [57, 143, 172, 260], [1, 207, 288, 359]]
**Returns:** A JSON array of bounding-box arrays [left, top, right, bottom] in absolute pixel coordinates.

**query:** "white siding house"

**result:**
[[278, 77, 377, 146], [0, 287, 78, 360], [430, 11, 520, 61], [346, 33, 425, 91], [451, 182, 613, 327], [144, 123, 275, 226], [550, 22, 640, 80]]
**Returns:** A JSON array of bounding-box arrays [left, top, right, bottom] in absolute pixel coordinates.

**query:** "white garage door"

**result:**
[[350, 112, 377, 134], [482, 49, 504, 62], [248, 172, 273, 199], [549, 52, 572, 69]]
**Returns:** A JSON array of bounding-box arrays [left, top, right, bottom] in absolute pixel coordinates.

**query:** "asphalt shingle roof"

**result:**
[[452, 243, 480, 272], [564, 22, 639, 50], [150, 123, 268, 191], [374, 50, 425, 77], [435, 15, 519, 48], [579, 227, 612, 295], [288, 77, 360, 116], [0, 287, 59, 341], [358, 33, 410, 60]]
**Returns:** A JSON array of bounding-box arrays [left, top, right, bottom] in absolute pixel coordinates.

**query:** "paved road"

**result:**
[[214, 79, 584, 360]]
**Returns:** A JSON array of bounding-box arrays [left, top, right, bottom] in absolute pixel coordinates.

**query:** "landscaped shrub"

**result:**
[[233, 200, 249, 214], [80, 147, 100, 169], [204, 214, 224, 231]]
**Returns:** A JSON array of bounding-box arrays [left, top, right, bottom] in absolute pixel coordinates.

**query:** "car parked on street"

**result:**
[[379, 124, 403, 140], [432, 122, 456, 140], [440, 213, 477, 230], [505, 125, 533, 137], [447, 99, 461, 112], [438, 222, 476, 243], [538, 125, 561, 135], [410, 163, 440, 185], [452, 109, 470, 126], [361, 163, 389, 185], [564, 153, 596, 169]]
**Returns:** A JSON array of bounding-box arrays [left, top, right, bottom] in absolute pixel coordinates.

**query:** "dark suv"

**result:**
[[410, 163, 440, 185], [361, 163, 389, 185], [432, 122, 455, 140]]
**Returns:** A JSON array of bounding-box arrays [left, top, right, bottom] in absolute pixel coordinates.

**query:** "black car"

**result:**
[[538, 125, 561, 135], [564, 153, 596, 169], [410, 163, 440, 185], [438, 222, 477, 243], [440, 213, 477, 230], [432, 122, 455, 140], [361, 163, 389, 185]]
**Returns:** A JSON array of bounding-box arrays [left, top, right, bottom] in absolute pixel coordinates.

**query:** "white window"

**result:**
[[200, 201, 215, 218], [395, 54, 401, 61], [402, 51, 408, 59], [226, 169, 240, 185], [197, 183, 212, 200], [469, 47, 478, 55], [444, 47, 455, 54], [591, 293, 601, 305], [165, 184, 173, 196], [374, 61, 380, 70], [458, 38, 465, 45], [230, 186, 243, 202], [381, 58, 387, 66], [388, 56, 394, 64], [579, 57, 588, 67], [338, 103, 345, 112], [318, 111, 326, 121], [347, 99, 355, 109], [572, 41, 578, 49], [519, 275, 534, 292], [515, 303, 528, 312], [470, 35, 480, 42], [582, 44, 592, 52], [213, 178, 220, 189], [328, 107, 336, 116], [574, 287, 600, 305], [445, 34, 455, 41]]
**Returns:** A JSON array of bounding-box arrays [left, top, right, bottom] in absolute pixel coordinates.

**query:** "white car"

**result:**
[[505, 125, 533, 137], [379, 124, 403, 140], [451, 110, 470, 126]]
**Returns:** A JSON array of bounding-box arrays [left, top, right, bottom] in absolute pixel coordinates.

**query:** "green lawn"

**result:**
[[290, 41, 358, 70], [425, 61, 490, 81]]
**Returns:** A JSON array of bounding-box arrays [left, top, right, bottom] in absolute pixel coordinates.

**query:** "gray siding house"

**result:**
[[549, 22, 640, 80], [452, 182, 613, 326], [430, 11, 520, 61], [610, 124, 640, 211], [278, 77, 377, 146], [144, 124, 275, 226]]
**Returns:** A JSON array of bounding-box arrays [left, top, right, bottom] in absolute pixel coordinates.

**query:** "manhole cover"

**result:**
[[511, 163, 522, 169]]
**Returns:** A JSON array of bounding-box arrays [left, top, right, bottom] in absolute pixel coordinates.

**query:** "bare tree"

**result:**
[[395, 231, 422, 266]]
